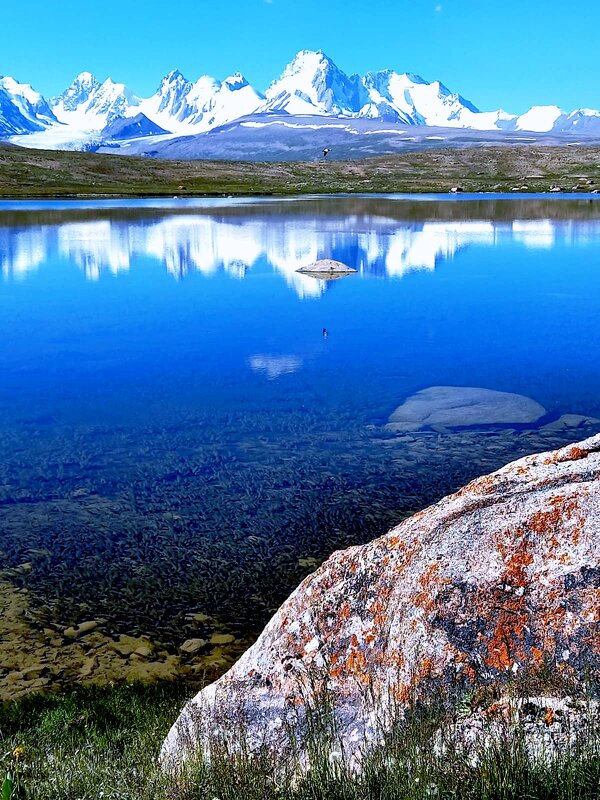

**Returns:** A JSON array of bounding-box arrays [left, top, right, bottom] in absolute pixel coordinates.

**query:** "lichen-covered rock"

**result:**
[[162, 435, 600, 769]]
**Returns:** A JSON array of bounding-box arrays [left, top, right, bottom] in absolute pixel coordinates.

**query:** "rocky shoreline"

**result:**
[[0, 579, 248, 702]]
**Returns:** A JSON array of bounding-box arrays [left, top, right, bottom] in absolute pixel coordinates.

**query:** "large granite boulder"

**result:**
[[162, 435, 600, 769]]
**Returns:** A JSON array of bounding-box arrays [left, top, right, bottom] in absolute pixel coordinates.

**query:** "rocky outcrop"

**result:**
[[162, 435, 600, 769]]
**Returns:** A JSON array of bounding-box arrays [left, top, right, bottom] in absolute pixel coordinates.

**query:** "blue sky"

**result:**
[[2, 0, 598, 113]]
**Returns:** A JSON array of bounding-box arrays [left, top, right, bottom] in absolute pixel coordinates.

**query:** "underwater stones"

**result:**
[[63, 620, 101, 639], [541, 414, 600, 432], [79, 656, 98, 678], [21, 664, 47, 680], [188, 612, 214, 624], [109, 634, 154, 658], [387, 386, 546, 432], [297, 557, 321, 569], [200, 648, 229, 669], [180, 638, 207, 654], [161, 434, 600, 772], [0, 575, 245, 701], [133, 644, 155, 659], [210, 633, 235, 646]]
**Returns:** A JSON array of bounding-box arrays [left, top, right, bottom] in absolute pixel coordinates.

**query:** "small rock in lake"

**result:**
[[296, 259, 357, 275]]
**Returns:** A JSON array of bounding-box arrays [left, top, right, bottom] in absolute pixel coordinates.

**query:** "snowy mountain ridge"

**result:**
[[1, 50, 599, 146]]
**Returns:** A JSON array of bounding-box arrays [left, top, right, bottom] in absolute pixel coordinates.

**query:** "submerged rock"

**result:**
[[386, 386, 546, 432], [541, 413, 600, 432], [162, 434, 600, 771], [180, 638, 207, 655]]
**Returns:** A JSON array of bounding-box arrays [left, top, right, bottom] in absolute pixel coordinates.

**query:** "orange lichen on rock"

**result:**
[[528, 496, 580, 542], [566, 446, 590, 461], [544, 442, 592, 465], [483, 535, 535, 670], [346, 640, 369, 684], [483, 700, 510, 720]]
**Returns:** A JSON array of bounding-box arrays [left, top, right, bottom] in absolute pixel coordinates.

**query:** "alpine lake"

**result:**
[[1, 194, 600, 700]]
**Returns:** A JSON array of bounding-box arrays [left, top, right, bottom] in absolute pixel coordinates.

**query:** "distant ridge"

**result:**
[[2, 50, 600, 151]]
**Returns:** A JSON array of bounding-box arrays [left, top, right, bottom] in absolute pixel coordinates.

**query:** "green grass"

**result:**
[[0, 683, 185, 799], [1, 680, 598, 799], [1, 142, 600, 198]]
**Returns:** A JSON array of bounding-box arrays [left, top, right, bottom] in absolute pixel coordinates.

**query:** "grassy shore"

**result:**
[[1, 679, 598, 800], [1, 143, 600, 198]]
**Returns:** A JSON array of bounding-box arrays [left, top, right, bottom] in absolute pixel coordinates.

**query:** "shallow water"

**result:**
[[1, 195, 599, 667]]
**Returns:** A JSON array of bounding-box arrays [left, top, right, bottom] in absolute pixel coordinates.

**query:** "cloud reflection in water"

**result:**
[[1, 213, 597, 298]]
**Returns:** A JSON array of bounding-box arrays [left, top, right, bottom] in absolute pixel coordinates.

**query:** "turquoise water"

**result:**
[[1, 196, 599, 646]]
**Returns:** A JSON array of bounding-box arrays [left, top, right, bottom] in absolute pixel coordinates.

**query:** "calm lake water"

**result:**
[[1, 195, 600, 652]]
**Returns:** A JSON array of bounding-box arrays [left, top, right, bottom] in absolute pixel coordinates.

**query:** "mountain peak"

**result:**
[[161, 69, 188, 85], [265, 49, 366, 116], [223, 73, 250, 90], [286, 49, 335, 71], [0, 74, 58, 134], [73, 71, 97, 86]]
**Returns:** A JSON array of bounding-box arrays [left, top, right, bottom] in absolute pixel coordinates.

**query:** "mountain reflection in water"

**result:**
[[2, 208, 599, 299]]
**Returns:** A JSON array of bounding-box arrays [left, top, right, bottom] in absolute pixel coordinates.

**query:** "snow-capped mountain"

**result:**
[[2, 50, 600, 149], [138, 70, 192, 131], [261, 50, 367, 116], [139, 70, 265, 133], [525, 106, 600, 135], [0, 76, 57, 135], [50, 72, 141, 130], [359, 70, 518, 130]]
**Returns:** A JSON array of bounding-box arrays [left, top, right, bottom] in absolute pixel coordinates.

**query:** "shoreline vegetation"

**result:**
[[1, 672, 598, 799], [1, 143, 600, 198]]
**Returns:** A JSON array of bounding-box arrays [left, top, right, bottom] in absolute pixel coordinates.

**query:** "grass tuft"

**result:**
[[1, 674, 597, 799]]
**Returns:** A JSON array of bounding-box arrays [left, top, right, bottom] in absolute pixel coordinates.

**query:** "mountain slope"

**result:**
[[101, 113, 170, 140], [109, 114, 591, 162], [0, 76, 58, 135]]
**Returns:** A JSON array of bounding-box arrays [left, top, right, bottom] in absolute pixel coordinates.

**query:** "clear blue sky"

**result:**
[[2, 0, 597, 114]]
